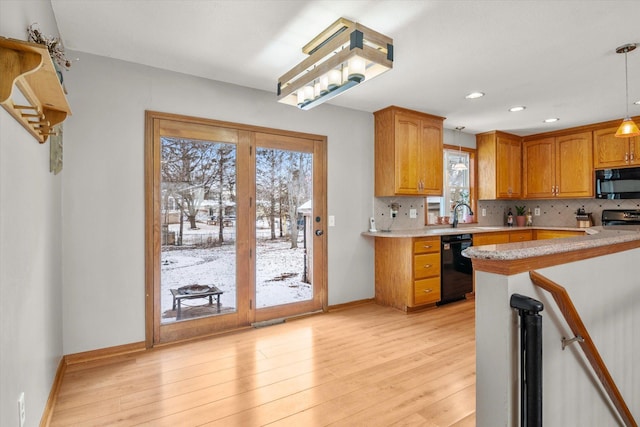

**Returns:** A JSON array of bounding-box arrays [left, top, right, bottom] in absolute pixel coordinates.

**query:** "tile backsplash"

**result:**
[[371, 197, 640, 230]]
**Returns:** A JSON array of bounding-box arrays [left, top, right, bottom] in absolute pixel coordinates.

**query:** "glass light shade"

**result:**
[[327, 69, 342, 90], [297, 90, 306, 106], [303, 85, 315, 103], [347, 56, 366, 82], [452, 162, 468, 171], [319, 75, 329, 95], [615, 117, 640, 138]]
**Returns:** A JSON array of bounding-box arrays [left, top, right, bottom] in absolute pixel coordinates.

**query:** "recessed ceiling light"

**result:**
[[544, 118, 559, 123], [509, 106, 526, 112], [465, 92, 485, 99]]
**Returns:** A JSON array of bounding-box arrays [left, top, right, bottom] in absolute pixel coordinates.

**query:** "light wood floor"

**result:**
[[50, 299, 476, 426]]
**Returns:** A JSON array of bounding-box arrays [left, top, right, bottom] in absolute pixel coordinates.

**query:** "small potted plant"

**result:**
[[515, 205, 526, 227]]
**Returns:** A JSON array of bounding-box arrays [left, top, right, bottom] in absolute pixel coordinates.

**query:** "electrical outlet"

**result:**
[[390, 209, 397, 218], [534, 207, 541, 216], [481, 208, 486, 217], [18, 392, 25, 427], [409, 208, 417, 219]]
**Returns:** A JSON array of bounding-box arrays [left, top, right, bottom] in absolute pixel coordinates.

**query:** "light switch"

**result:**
[[328, 215, 335, 227], [409, 208, 417, 218]]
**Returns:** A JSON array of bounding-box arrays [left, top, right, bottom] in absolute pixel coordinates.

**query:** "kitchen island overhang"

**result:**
[[466, 227, 640, 426]]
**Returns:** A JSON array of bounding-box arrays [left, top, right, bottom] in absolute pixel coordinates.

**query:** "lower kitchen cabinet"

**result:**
[[533, 229, 585, 240], [375, 236, 441, 311]]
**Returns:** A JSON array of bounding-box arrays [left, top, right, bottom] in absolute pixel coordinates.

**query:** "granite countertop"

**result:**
[[362, 225, 640, 261], [463, 226, 640, 261], [361, 225, 590, 238]]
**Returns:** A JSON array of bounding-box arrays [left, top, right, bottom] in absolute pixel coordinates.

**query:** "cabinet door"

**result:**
[[394, 114, 423, 194], [523, 137, 555, 198], [594, 127, 631, 168], [629, 135, 640, 165], [496, 135, 521, 198], [556, 132, 593, 198], [420, 117, 444, 195]]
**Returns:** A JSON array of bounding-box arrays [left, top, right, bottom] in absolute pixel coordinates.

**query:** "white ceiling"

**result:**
[[51, 0, 640, 136]]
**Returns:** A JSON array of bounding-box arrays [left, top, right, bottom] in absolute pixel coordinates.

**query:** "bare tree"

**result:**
[[161, 137, 236, 244], [285, 151, 312, 249]]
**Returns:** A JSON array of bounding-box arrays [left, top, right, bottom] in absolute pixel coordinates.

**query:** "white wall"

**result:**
[[0, 1, 64, 426], [61, 52, 376, 354]]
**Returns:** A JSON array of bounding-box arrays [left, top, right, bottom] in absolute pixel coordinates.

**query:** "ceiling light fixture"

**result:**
[[277, 17, 393, 110], [509, 106, 526, 112], [614, 43, 640, 137], [452, 126, 468, 171], [544, 118, 559, 123], [465, 92, 485, 99]]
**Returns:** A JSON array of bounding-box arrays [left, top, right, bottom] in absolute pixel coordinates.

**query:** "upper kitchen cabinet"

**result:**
[[593, 126, 640, 168], [476, 131, 521, 199], [374, 106, 444, 196], [523, 131, 593, 198]]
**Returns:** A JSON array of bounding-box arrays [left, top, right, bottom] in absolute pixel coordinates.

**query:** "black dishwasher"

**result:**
[[438, 234, 473, 305]]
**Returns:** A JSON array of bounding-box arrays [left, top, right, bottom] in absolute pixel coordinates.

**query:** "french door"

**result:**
[[145, 111, 326, 345]]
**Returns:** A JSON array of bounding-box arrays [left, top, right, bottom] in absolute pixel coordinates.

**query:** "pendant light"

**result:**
[[615, 43, 640, 138], [452, 126, 468, 171]]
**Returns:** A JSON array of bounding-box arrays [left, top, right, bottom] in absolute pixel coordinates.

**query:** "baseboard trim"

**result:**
[[64, 341, 146, 366], [39, 357, 66, 427], [327, 298, 375, 312]]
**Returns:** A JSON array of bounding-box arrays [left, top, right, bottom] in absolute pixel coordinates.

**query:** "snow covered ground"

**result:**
[[160, 222, 311, 322]]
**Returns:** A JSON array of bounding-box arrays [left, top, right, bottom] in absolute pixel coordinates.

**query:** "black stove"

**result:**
[[601, 209, 640, 226]]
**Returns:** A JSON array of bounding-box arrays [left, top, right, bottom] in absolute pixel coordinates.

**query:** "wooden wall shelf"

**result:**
[[0, 37, 72, 143]]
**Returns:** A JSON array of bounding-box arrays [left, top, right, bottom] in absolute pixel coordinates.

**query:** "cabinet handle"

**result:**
[[422, 245, 432, 249], [423, 289, 432, 293], [632, 152, 635, 162], [626, 152, 629, 162], [423, 264, 432, 269]]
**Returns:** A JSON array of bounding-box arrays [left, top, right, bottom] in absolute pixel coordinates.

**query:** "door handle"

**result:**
[[315, 230, 323, 236]]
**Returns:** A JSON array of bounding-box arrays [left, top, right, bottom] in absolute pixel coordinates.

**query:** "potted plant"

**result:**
[[515, 205, 526, 227]]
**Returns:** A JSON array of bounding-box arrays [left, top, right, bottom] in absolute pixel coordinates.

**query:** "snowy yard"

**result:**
[[160, 222, 311, 322]]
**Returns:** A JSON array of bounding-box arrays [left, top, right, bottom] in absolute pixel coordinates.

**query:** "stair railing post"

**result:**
[[510, 293, 544, 427]]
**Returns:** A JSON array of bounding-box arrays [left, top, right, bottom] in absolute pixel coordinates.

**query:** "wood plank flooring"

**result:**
[[49, 299, 475, 426]]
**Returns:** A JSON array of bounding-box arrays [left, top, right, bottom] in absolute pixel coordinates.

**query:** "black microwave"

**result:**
[[595, 167, 640, 199]]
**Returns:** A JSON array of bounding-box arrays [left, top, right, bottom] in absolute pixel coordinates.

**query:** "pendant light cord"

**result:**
[[625, 50, 630, 118]]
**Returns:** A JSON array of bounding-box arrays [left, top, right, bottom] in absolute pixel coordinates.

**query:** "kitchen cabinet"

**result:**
[[374, 106, 444, 196], [533, 229, 585, 240], [375, 236, 441, 311], [477, 131, 522, 199], [509, 229, 533, 242], [472, 229, 532, 246], [593, 126, 640, 168], [523, 132, 593, 198]]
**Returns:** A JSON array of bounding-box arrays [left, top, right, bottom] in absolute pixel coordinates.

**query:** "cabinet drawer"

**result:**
[[473, 231, 510, 246], [414, 253, 441, 279], [509, 230, 533, 242], [413, 238, 439, 254], [413, 277, 441, 305]]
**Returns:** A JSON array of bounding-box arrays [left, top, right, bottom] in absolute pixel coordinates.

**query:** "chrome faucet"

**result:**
[[452, 203, 474, 228]]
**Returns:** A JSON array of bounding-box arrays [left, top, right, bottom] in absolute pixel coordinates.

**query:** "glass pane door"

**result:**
[[255, 147, 313, 308], [160, 136, 237, 323], [253, 132, 325, 321]]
